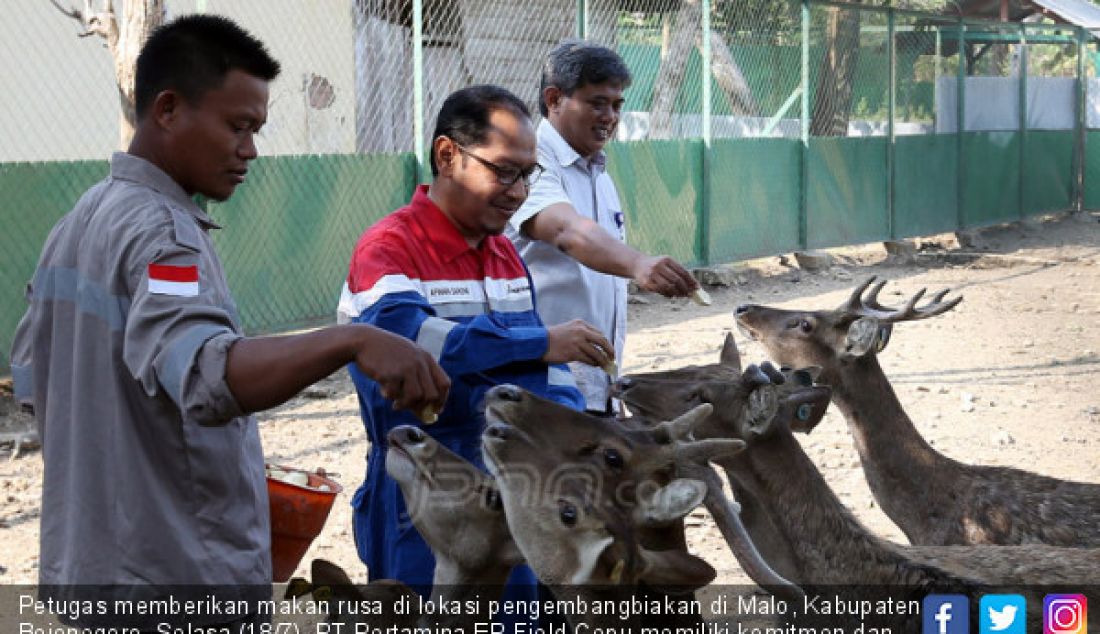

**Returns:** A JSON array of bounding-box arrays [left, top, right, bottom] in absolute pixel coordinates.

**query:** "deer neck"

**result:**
[[745, 431, 919, 584], [425, 558, 515, 630], [830, 354, 953, 505]]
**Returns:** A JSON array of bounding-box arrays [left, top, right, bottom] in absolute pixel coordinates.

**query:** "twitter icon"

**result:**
[[982, 594, 1027, 634]]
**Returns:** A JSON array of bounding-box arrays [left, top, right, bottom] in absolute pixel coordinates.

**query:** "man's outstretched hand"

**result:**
[[355, 327, 451, 416], [633, 255, 698, 298]]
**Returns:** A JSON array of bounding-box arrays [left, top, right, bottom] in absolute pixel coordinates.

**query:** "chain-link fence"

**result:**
[[1, 0, 1094, 371]]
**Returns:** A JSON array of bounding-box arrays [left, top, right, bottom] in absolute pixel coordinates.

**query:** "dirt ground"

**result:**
[[2, 210, 1099, 590]]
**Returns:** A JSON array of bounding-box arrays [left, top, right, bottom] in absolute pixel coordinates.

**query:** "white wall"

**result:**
[[0, 0, 359, 162], [935, 75, 1091, 132]]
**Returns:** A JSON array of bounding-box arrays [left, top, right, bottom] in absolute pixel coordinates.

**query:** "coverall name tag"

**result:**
[[148, 264, 200, 297]]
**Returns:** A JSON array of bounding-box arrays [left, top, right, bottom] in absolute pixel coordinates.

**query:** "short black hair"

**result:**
[[429, 85, 531, 177], [539, 39, 632, 117], [135, 14, 281, 119]]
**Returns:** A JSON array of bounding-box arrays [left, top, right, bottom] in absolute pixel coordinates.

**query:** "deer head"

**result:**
[[733, 277, 962, 383], [479, 385, 724, 589], [289, 559, 420, 629], [384, 426, 522, 583]]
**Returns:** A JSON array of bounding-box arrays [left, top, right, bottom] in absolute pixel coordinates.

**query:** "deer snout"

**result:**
[[735, 304, 757, 315], [487, 384, 524, 402], [612, 377, 634, 393]]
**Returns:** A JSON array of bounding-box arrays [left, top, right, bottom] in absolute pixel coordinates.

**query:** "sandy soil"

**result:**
[[2, 211, 1098, 592]]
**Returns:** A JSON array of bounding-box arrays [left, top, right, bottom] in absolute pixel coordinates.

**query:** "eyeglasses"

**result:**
[[455, 144, 544, 189]]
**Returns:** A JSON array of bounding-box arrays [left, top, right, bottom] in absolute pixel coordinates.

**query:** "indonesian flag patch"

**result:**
[[148, 264, 199, 297]]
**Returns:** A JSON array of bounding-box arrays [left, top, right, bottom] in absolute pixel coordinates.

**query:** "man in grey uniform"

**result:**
[[506, 40, 698, 414], [10, 15, 448, 631]]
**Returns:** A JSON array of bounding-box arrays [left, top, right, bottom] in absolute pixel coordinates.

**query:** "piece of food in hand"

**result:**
[[691, 288, 712, 306], [418, 405, 440, 425], [601, 360, 618, 377]]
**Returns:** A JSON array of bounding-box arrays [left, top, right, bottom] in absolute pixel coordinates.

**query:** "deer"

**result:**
[[479, 381, 813, 605], [300, 420, 726, 632], [289, 425, 523, 631], [733, 276, 1100, 548], [615, 355, 1100, 633]]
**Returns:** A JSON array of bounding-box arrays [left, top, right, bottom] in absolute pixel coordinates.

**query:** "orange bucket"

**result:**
[[266, 464, 343, 582]]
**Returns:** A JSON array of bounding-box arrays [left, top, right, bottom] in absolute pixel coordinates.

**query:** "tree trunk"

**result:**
[[652, 0, 760, 137], [114, 1, 165, 148], [810, 4, 861, 137], [52, 0, 165, 149], [651, 0, 701, 139], [698, 29, 757, 116]]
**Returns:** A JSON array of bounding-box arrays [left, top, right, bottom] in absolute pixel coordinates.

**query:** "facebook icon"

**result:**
[[924, 595, 970, 634]]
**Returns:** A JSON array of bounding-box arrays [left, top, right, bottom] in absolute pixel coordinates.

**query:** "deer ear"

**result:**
[[634, 478, 707, 525], [638, 548, 717, 590], [719, 333, 742, 371], [746, 384, 780, 437], [308, 558, 364, 603], [843, 317, 883, 358]]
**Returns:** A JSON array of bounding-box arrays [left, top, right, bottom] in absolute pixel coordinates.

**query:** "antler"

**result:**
[[839, 276, 962, 323], [645, 403, 805, 600]]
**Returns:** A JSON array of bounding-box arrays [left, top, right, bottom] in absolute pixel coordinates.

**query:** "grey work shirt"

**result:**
[[10, 153, 270, 593], [506, 119, 627, 411]]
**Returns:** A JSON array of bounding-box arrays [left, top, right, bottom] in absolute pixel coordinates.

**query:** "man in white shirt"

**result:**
[[506, 40, 699, 414]]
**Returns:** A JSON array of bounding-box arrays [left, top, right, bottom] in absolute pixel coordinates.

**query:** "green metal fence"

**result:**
[[1, 0, 1094, 372]]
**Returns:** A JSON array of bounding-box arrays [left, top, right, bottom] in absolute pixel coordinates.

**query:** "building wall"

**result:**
[[1, 0, 358, 162]]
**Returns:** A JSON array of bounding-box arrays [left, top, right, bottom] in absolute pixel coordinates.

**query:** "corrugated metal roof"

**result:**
[[1030, 0, 1100, 32], [949, 0, 1100, 36]]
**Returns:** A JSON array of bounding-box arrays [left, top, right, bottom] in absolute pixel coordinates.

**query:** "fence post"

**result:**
[[934, 26, 941, 132], [956, 17, 966, 229], [699, 0, 712, 265], [887, 7, 896, 240], [800, 0, 811, 250], [413, 0, 426, 182], [1074, 25, 1086, 212], [576, 0, 587, 39], [1018, 23, 1028, 219]]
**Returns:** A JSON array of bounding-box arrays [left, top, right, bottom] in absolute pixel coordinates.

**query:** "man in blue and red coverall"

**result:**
[[337, 85, 616, 597]]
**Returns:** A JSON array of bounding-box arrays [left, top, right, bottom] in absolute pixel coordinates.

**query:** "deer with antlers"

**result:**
[[732, 277, 1100, 547], [614, 354, 1100, 634], [302, 416, 738, 632], [480, 378, 815, 604]]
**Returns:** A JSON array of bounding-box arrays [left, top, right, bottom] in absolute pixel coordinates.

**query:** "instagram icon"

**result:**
[[1045, 595, 1088, 634]]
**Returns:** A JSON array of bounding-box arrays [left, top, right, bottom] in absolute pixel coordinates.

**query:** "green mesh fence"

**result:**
[[960, 21, 1023, 227], [1089, 36, 1100, 209], [210, 153, 417, 335], [605, 140, 704, 266], [2, 0, 1092, 373], [706, 138, 802, 260], [1022, 24, 1077, 215], [893, 14, 958, 237], [0, 161, 110, 370]]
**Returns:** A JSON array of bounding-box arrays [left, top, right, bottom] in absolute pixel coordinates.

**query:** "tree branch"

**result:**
[[48, 0, 83, 23], [50, 0, 114, 40]]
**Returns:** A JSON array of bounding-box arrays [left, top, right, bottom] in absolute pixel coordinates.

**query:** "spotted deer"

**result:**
[[615, 357, 1100, 632], [734, 277, 1100, 548]]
